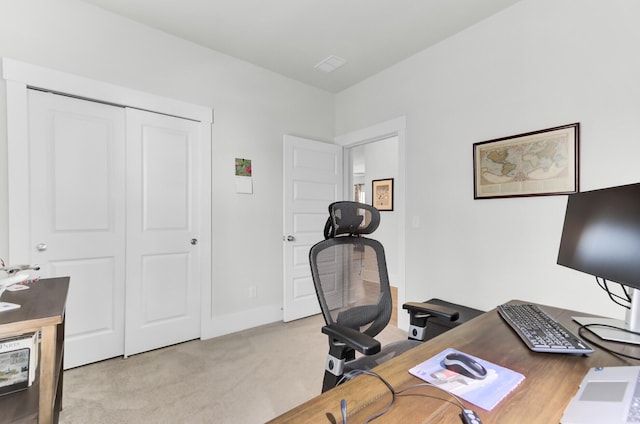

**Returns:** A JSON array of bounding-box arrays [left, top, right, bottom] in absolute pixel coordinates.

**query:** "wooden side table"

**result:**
[[0, 277, 69, 424]]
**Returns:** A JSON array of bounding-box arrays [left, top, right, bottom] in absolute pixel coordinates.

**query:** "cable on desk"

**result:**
[[337, 369, 473, 422], [578, 323, 640, 361], [396, 382, 467, 410], [338, 369, 396, 423]]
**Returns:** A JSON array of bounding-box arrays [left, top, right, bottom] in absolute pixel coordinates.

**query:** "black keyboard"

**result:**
[[497, 303, 594, 354]]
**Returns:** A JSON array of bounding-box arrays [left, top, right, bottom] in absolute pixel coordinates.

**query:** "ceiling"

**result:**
[[79, 0, 522, 93]]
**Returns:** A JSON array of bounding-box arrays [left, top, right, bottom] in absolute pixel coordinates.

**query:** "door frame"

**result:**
[[2, 58, 214, 337], [335, 116, 408, 330]]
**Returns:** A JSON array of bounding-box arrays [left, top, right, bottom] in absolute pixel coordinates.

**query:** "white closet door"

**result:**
[[124, 108, 202, 357], [27, 90, 126, 369]]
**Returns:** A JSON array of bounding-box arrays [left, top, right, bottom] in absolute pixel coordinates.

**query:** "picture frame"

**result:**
[[372, 178, 394, 211], [473, 123, 579, 199]]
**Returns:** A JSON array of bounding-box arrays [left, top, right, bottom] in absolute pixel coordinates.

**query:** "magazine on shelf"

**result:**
[[0, 332, 38, 395], [409, 348, 525, 411]]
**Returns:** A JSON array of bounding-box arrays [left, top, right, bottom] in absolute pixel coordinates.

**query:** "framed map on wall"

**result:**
[[473, 123, 579, 199]]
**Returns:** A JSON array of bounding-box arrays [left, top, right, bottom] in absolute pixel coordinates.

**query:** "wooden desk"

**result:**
[[0, 277, 69, 424], [269, 301, 640, 423]]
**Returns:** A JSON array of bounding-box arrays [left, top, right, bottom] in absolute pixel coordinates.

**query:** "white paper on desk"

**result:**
[[6, 284, 29, 291], [409, 348, 525, 411], [235, 176, 253, 194]]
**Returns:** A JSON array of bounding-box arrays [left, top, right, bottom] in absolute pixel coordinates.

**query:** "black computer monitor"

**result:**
[[557, 182, 640, 344]]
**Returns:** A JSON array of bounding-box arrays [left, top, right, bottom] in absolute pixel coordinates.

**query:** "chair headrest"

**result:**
[[324, 201, 380, 239]]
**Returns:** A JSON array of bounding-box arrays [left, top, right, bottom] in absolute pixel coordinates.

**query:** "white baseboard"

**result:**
[[200, 303, 283, 340]]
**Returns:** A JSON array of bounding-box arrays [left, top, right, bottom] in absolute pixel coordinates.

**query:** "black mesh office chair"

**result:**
[[310, 201, 460, 392]]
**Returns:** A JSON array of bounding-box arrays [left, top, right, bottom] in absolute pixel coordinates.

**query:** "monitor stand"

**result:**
[[573, 288, 640, 345], [572, 316, 640, 345]]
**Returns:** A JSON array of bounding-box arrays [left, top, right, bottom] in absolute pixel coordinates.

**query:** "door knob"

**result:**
[[36, 243, 48, 252], [287, 235, 295, 242], [190, 238, 198, 245]]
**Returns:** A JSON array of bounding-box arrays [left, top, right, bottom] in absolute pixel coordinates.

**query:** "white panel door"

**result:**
[[27, 90, 126, 369], [124, 108, 201, 356], [283, 135, 343, 322]]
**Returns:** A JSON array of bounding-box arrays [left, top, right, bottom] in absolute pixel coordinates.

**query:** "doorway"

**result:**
[[336, 116, 408, 329], [347, 136, 399, 324]]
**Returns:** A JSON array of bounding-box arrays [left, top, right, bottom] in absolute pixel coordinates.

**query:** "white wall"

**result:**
[[0, 0, 334, 336], [3, 0, 639, 335], [336, 0, 640, 320]]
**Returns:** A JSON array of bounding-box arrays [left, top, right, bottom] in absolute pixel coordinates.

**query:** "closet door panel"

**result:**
[[27, 90, 126, 369], [140, 253, 189, 321], [52, 112, 111, 230], [142, 127, 189, 230], [125, 108, 201, 357]]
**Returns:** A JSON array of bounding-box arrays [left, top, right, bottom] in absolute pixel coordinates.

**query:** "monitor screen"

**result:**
[[557, 183, 640, 290]]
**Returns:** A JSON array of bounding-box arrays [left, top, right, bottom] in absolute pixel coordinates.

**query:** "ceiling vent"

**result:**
[[314, 55, 347, 73]]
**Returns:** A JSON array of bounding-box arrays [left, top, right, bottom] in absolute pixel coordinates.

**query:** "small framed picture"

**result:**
[[473, 123, 579, 199], [372, 178, 394, 211]]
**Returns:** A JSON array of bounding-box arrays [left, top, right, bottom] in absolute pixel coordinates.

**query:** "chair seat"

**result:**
[[344, 339, 421, 375]]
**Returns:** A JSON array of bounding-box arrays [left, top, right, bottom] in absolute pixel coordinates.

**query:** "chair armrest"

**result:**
[[322, 324, 381, 355], [402, 302, 460, 322]]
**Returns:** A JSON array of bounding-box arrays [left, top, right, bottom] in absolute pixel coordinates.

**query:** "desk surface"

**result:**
[[269, 300, 640, 423]]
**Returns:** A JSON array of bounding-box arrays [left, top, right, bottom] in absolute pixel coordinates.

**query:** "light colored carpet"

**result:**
[[59, 314, 406, 424]]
